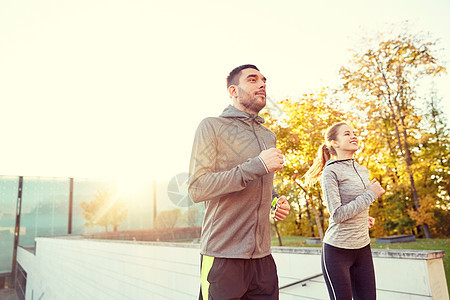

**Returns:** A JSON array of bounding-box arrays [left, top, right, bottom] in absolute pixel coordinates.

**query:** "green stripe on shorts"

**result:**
[[201, 255, 215, 300]]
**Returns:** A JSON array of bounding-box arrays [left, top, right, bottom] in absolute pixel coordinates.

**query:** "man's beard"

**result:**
[[238, 87, 266, 114]]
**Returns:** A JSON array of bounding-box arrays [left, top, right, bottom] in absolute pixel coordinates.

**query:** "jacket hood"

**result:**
[[220, 105, 265, 125]]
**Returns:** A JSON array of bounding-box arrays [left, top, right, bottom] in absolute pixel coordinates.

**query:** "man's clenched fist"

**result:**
[[259, 148, 284, 173]]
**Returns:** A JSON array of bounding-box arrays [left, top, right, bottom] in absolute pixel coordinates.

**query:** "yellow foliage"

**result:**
[[407, 195, 436, 226]]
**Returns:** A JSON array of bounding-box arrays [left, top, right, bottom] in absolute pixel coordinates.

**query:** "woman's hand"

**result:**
[[368, 179, 385, 197]]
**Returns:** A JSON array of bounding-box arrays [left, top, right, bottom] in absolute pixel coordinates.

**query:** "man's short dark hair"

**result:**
[[226, 64, 260, 88]]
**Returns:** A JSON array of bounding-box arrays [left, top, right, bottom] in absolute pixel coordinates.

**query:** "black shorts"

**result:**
[[199, 254, 279, 300]]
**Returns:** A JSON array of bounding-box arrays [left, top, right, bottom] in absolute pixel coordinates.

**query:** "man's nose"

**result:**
[[259, 80, 266, 89]]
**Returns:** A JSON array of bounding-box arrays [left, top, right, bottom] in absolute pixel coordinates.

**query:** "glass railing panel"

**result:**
[[0, 176, 20, 273]]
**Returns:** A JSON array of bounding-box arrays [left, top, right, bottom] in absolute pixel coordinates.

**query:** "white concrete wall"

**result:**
[[18, 237, 200, 300], [17, 237, 448, 300], [273, 247, 449, 300]]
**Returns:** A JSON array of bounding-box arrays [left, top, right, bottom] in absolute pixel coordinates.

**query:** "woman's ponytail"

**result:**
[[303, 121, 347, 187], [304, 143, 330, 186]]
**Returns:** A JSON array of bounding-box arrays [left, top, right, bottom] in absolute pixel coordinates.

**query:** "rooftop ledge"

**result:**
[[32, 236, 446, 260], [272, 246, 445, 260]]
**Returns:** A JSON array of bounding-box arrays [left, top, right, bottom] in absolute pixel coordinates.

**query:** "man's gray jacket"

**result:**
[[188, 105, 278, 259]]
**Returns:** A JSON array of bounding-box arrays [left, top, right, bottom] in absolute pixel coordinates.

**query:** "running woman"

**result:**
[[304, 122, 385, 300]]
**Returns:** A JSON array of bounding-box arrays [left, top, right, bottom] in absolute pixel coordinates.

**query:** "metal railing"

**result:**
[[279, 273, 323, 290]]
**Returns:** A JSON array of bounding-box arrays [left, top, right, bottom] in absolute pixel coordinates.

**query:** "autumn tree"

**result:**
[[154, 209, 182, 229], [263, 90, 348, 239], [180, 206, 203, 227], [412, 90, 450, 237], [339, 23, 446, 238], [80, 189, 128, 232], [420, 91, 449, 202]]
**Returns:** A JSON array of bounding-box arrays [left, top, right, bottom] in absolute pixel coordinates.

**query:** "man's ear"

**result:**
[[228, 85, 238, 99]]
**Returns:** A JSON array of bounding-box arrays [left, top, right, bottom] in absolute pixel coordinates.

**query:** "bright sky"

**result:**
[[1, 0, 449, 184]]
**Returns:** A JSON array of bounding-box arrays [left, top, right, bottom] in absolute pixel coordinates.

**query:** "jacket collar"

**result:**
[[219, 105, 265, 125], [325, 158, 354, 167]]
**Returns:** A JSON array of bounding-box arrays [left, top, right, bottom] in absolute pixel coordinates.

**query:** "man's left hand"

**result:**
[[274, 196, 290, 221]]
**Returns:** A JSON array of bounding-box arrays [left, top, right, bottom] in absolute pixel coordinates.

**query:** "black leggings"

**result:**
[[321, 243, 376, 300]]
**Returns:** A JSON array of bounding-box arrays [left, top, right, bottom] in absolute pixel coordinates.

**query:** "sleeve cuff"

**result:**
[[257, 156, 270, 174], [367, 190, 377, 202]]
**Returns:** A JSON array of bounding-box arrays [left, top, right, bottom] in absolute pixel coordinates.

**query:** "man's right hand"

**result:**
[[259, 148, 284, 173]]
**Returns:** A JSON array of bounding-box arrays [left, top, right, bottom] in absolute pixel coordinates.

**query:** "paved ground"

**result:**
[[0, 288, 19, 300]]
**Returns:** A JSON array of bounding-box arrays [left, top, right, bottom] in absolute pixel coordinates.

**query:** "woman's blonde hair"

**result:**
[[304, 122, 348, 186]]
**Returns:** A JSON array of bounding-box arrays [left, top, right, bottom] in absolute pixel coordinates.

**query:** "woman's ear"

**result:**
[[331, 140, 339, 149]]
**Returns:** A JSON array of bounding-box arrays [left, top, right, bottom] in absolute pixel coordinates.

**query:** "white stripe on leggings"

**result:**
[[322, 244, 337, 300]]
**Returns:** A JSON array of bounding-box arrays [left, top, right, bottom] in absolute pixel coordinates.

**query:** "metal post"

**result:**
[[68, 178, 74, 234], [153, 180, 157, 227], [10, 176, 23, 288]]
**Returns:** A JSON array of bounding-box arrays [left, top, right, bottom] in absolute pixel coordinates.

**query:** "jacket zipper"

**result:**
[[352, 160, 366, 189], [251, 119, 264, 258]]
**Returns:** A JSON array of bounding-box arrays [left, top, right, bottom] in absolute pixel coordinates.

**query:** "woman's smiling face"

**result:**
[[332, 124, 359, 155]]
